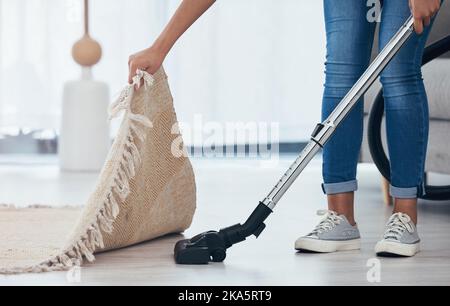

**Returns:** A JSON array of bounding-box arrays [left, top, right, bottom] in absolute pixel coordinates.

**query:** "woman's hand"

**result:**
[[127, 0, 216, 84], [409, 0, 441, 34], [128, 46, 165, 84]]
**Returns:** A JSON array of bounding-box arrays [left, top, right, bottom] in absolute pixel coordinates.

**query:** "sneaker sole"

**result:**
[[295, 238, 361, 253], [375, 240, 420, 257]]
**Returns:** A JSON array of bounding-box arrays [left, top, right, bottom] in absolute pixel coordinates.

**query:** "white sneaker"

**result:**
[[375, 212, 420, 257], [295, 210, 361, 253]]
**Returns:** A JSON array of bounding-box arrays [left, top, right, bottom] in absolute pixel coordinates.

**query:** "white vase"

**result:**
[[59, 68, 110, 172]]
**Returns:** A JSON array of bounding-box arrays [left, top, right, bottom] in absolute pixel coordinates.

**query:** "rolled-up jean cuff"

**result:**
[[389, 185, 419, 199], [322, 180, 358, 195]]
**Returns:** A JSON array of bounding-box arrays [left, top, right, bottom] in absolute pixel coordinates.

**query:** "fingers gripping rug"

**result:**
[[0, 68, 196, 274]]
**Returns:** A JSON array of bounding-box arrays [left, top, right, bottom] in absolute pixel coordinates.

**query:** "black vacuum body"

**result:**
[[174, 16, 416, 265]]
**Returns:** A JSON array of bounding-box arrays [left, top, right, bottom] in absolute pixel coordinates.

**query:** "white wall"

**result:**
[[164, 0, 326, 142]]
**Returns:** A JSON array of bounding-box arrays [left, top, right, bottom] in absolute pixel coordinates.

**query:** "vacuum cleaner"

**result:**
[[174, 16, 416, 264]]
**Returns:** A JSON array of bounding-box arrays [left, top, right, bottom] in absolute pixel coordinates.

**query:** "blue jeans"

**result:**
[[322, 0, 438, 199]]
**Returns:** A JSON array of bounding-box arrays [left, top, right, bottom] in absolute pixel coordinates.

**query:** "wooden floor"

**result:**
[[1, 157, 449, 286]]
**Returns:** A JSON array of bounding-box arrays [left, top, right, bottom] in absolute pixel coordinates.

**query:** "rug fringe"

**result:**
[[0, 70, 154, 275]]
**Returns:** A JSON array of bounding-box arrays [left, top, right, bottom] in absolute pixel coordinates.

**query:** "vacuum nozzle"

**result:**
[[174, 203, 272, 264], [174, 231, 227, 264]]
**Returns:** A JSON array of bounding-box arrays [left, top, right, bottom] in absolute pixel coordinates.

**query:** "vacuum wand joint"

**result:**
[[219, 202, 273, 247]]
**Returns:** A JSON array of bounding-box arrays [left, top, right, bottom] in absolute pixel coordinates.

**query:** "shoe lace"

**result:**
[[384, 213, 414, 241], [309, 210, 344, 236]]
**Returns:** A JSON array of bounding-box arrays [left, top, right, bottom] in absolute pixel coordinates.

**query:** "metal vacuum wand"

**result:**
[[174, 16, 415, 265], [261, 16, 414, 210]]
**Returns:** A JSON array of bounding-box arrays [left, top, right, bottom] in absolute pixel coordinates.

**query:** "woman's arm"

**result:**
[[128, 0, 216, 83], [409, 0, 441, 34]]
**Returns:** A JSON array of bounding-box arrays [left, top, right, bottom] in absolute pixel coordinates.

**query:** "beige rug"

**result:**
[[0, 68, 196, 274]]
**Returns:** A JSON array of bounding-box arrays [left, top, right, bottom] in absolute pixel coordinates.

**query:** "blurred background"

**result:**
[[0, 0, 326, 156]]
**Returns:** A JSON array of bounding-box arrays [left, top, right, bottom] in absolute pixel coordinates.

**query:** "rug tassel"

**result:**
[[78, 241, 95, 263], [128, 141, 142, 169], [130, 122, 147, 143], [125, 152, 136, 177], [59, 254, 73, 267], [109, 194, 120, 219]]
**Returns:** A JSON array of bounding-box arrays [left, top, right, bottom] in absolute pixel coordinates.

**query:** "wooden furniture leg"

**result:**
[[381, 177, 393, 206]]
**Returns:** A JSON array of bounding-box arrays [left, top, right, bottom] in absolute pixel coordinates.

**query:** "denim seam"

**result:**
[[413, 31, 427, 197]]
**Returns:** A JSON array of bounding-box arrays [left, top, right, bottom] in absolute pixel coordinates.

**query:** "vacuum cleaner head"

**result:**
[[174, 231, 228, 264], [174, 203, 273, 264]]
